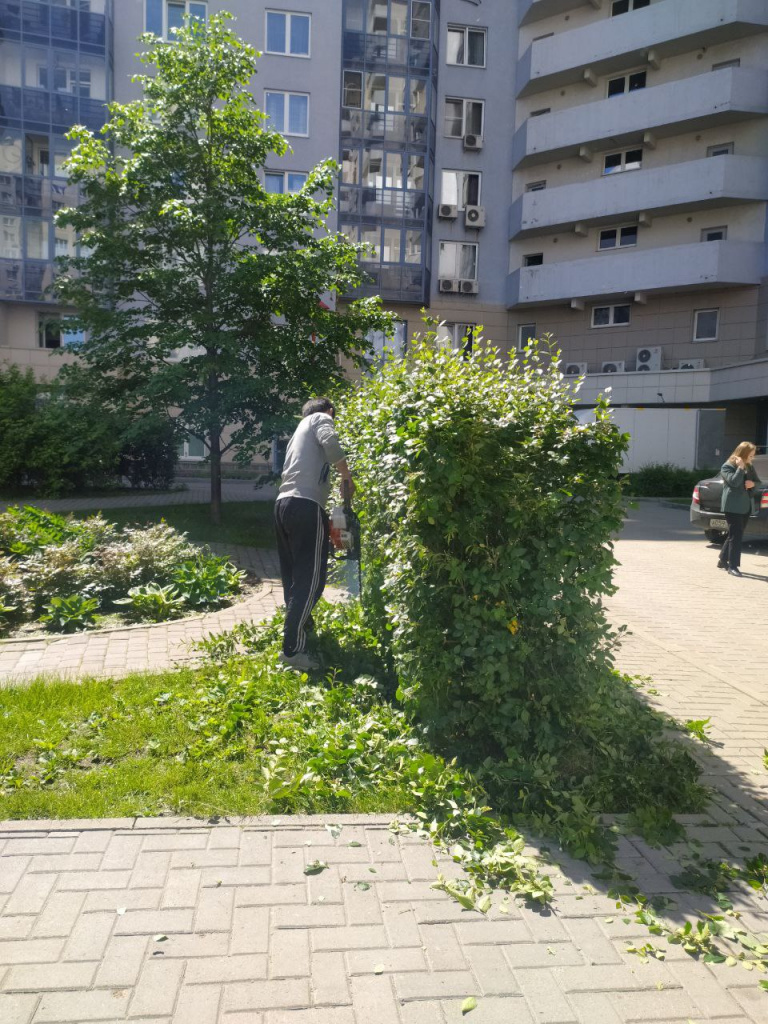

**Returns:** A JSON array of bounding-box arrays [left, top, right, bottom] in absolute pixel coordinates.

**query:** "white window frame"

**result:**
[[436, 322, 475, 352], [264, 170, 308, 193], [440, 169, 481, 210], [264, 90, 310, 137], [611, 0, 650, 15], [180, 434, 206, 460], [693, 308, 719, 342], [602, 148, 643, 175], [517, 323, 536, 350], [446, 25, 487, 68], [701, 226, 727, 242], [150, 1, 207, 39], [591, 304, 631, 328], [265, 10, 311, 58], [526, 180, 546, 192], [707, 142, 734, 157], [438, 240, 478, 280], [37, 313, 84, 350], [607, 69, 647, 98], [444, 97, 484, 138], [598, 224, 638, 251]]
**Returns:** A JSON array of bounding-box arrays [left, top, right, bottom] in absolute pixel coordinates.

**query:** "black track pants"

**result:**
[[719, 511, 750, 570], [274, 497, 329, 656]]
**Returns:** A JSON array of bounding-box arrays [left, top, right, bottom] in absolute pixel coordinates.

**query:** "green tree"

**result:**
[[54, 12, 393, 523]]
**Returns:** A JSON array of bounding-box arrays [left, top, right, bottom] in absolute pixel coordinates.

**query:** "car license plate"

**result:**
[[709, 519, 728, 530]]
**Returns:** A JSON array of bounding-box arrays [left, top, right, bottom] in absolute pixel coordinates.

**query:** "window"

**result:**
[[266, 11, 310, 57], [517, 323, 536, 350], [701, 226, 727, 242], [343, 71, 363, 109], [265, 171, 307, 193], [390, 1, 408, 35], [146, 0, 206, 37], [603, 148, 642, 175], [367, 321, 407, 359], [530, 107, 551, 117], [611, 0, 650, 14], [713, 59, 740, 71], [180, 434, 206, 459], [438, 241, 478, 280], [0, 216, 22, 259], [694, 309, 719, 341], [591, 304, 631, 328], [441, 170, 481, 209], [607, 71, 646, 97], [523, 253, 543, 267], [37, 314, 84, 350], [265, 91, 309, 136], [411, 1, 431, 39], [437, 322, 475, 353], [707, 142, 734, 157], [444, 98, 484, 138], [446, 26, 486, 68], [526, 180, 546, 192], [599, 225, 637, 250]]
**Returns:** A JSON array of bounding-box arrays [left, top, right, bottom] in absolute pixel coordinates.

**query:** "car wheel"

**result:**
[[704, 530, 727, 544]]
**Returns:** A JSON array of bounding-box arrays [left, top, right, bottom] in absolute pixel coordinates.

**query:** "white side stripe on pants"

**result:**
[[296, 503, 323, 653]]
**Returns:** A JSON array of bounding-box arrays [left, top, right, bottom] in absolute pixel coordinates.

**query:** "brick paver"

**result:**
[[1, 502, 768, 1023]]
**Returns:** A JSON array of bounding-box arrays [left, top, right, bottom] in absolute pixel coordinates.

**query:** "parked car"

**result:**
[[690, 454, 768, 543]]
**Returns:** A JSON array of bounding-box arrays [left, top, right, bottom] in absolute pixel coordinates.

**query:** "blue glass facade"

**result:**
[[0, 0, 113, 302], [339, 0, 438, 305]]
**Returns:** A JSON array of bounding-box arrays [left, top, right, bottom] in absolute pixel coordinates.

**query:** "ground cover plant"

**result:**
[[71, 501, 277, 550], [0, 505, 245, 635]]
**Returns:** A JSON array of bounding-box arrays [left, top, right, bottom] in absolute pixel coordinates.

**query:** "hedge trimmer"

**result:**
[[329, 479, 362, 596]]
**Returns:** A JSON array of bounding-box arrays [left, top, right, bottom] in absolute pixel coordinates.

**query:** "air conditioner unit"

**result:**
[[635, 346, 662, 372], [564, 362, 588, 376], [463, 133, 484, 151], [438, 204, 458, 220], [439, 278, 460, 294], [460, 279, 479, 294], [601, 360, 625, 373], [677, 358, 705, 370], [464, 205, 486, 229]]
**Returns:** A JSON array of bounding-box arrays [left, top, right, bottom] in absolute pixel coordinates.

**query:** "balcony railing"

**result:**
[[517, 0, 768, 97], [518, 0, 600, 27], [509, 155, 768, 238], [506, 240, 764, 308], [512, 67, 768, 168]]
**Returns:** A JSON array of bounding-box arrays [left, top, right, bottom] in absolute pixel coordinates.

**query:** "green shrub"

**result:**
[[115, 583, 185, 622], [40, 594, 100, 633], [0, 367, 40, 492], [118, 416, 179, 490], [625, 463, 716, 498], [172, 555, 246, 609], [337, 330, 704, 858]]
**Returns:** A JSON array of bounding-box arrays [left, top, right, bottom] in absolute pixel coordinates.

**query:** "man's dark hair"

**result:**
[[302, 397, 335, 418]]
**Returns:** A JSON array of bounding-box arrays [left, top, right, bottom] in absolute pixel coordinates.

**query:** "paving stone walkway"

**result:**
[[1, 502, 768, 1023], [0, 480, 275, 513]]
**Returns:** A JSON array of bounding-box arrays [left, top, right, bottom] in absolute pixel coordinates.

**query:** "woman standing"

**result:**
[[718, 442, 760, 576]]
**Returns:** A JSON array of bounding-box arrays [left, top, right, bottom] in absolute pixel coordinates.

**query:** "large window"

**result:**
[[446, 26, 486, 68], [591, 304, 631, 328], [265, 171, 307, 193], [265, 91, 309, 136], [437, 322, 475, 353], [0, 216, 22, 260], [411, 1, 431, 39], [146, 0, 207, 37], [441, 170, 480, 209], [37, 313, 84, 350], [438, 241, 478, 280], [598, 225, 637, 250], [607, 71, 646, 97], [443, 98, 484, 138], [694, 308, 719, 342], [265, 11, 311, 57], [603, 148, 642, 175]]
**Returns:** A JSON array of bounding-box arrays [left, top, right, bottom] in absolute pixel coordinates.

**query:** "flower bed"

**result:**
[[0, 506, 246, 635]]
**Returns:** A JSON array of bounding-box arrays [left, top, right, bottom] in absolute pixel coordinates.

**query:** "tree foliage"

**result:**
[[54, 12, 393, 520]]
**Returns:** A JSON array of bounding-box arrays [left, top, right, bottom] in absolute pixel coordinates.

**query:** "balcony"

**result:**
[[518, 0, 601, 27], [509, 155, 768, 238], [518, 0, 768, 97], [512, 67, 768, 168], [506, 240, 763, 308]]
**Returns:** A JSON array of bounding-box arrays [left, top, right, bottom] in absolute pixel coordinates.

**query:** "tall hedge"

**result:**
[[338, 335, 702, 849]]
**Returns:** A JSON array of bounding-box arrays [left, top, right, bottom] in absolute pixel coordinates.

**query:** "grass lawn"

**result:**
[[72, 500, 276, 549]]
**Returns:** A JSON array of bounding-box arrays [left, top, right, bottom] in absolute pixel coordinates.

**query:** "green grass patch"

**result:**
[[71, 501, 276, 549]]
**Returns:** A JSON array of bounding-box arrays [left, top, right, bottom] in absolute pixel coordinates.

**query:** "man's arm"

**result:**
[[312, 415, 355, 499]]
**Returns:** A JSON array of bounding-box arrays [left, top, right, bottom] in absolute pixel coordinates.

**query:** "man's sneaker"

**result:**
[[278, 651, 320, 671]]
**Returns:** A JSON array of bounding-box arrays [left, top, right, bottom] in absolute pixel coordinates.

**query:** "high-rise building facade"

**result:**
[[1, 0, 767, 450]]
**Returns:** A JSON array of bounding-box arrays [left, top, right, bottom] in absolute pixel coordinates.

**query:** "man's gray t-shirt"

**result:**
[[276, 413, 345, 509]]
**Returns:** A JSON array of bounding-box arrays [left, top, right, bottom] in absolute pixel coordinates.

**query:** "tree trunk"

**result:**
[[210, 430, 222, 526]]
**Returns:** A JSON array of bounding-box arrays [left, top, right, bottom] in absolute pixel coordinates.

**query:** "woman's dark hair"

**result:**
[[302, 397, 335, 417]]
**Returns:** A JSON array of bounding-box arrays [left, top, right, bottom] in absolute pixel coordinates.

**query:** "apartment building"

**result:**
[[1, 0, 767, 452]]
